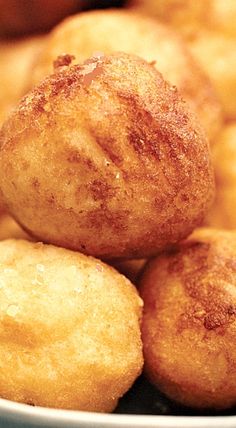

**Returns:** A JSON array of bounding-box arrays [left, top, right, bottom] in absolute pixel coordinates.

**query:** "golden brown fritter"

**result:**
[[128, 0, 236, 38], [140, 228, 236, 410], [0, 36, 45, 126], [0, 0, 81, 37], [189, 31, 236, 120], [0, 53, 214, 259], [0, 239, 143, 411], [29, 9, 222, 142], [207, 123, 236, 228]]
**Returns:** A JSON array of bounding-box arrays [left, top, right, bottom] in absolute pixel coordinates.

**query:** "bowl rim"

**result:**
[[0, 397, 236, 428]]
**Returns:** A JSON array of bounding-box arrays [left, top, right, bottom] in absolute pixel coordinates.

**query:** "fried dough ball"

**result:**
[[189, 31, 236, 120], [0, 0, 82, 37], [207, 123, 236, 228], [0, 239, 143, 411], [140, 228, 236, 410], [0, 36, 45, 126], [128, 0, 236, 38], [29, 10, 222, 142], [0, 53, 214, 259], [0, 215, 30, 241]]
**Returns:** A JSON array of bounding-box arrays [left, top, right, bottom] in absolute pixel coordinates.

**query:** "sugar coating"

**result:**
[[0, 239, 143, 411]]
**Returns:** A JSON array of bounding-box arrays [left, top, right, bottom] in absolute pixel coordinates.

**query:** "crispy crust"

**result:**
[[140, 228, 236, 409]]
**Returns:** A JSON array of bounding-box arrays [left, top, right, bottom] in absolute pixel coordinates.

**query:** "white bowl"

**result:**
[[0, 398, 236, 428]]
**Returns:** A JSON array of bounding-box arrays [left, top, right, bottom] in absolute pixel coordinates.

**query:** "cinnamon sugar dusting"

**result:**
[[53, 54, 75, 70], [173, 234, 236, 331]]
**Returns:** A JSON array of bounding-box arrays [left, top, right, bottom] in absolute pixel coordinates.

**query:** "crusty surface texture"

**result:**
[[0, 52, 214, 259], [140, 228, 236, 410], [0, 0, 81, 37], [0, 215, 31, 241], [207, 123, 236, 228], [128, 0, 236, 38], [0, 239, 143, 411], [0, 35, 45, 126], [189, 30, 236, 120], [29, 9, 222, 141]]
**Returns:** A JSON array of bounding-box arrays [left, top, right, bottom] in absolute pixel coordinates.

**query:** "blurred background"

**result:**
[[0, 1, 125, 38]]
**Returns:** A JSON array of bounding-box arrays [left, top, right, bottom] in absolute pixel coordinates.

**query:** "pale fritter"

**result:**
[[189, 31, 236, 120], [128, 0, 236, 38], [0, 239, 143, 411], [207, 123, 236, 228], [0, 53, 214, 259], [140, 228, 236, 410], [0, 36, 45, 126], [29, 9, 222, 142]]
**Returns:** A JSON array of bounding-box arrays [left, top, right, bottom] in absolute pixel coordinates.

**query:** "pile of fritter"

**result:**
[[0, 0, 235, 414]]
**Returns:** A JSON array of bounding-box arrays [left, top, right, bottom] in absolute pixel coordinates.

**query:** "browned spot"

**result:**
[[46, 57, 104, 99], [89, 132, 124, 168], [129, 129, 160, 159], [67, 151, 81, 163], [228, 305, 236, 315], [53, 54, 75, 70], [116, 91, 196, 198], [89, 179, 116, 201], [203, 306, 236, 330], [120, 97, 162, 161], [32, 178, 40, 189], [50, 72, 78, 97], [47, 194, 56, 205], [22, 90, 47, 116], [87, 205, 129, 232], [66, 149, 98, 172], [175, 238, 236, 332]]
